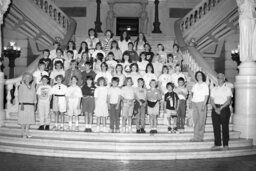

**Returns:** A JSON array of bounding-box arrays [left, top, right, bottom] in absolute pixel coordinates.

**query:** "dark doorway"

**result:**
[[116, 17, 139, 36]]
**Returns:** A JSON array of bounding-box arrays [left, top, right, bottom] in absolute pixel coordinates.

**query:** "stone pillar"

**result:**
[[152, 0, 161, 33], [106, 3, 115, 32], [95, 0, 102, 33], [0, 0, 11, 126], [139, 3, 148, 34]]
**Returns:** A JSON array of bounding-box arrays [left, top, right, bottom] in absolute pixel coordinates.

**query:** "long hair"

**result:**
[[195, 71, 206, 82], [66, 40, 76, 50], [110, 40, 120, 50], [120, 31, 130, 42], [78, 41, 89, 54], [134, 32, 147, 49], [88, 28, 98, 37], [145, 63, 154, 73]]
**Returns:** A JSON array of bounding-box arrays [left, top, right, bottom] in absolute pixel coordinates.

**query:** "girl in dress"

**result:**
[[157, 44, 167, 64], [94, 62, 113, 86], [137, 52, 149, 76], [18, 72, 36, 138], [101, 30, 114, 53], [118, 31, 131, 53], [106, 52, 118, 70], [77, 41, 89, 61], [128, 63, 142, 87], [121, 77, 135, 133], [113, 64, 125, 87], [110, 40, 122, 62], [92, 42, 106, 59], [134, 32, 147, 55], [143, 63, 157, 89], [65, 40, 78, 60], [66, 76, 83, 131], [94, 77, 109, 132], [121, 53, 132, 76], [82, 76, 96, 132], [85, 28, 100, 55]]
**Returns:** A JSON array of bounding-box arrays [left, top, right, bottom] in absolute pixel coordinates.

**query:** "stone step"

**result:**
[[0, 127, 241, 142], [0, 134, 251, 151], [4, 119, 234, 132], [0, 141, 255, 160]]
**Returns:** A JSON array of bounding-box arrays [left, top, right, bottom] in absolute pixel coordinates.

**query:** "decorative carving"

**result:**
[[139, 3, 148, 34], [0, 0, 11, 24], [106, 3, 115, 32]]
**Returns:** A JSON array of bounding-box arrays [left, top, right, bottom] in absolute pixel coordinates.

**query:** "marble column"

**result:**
[[0, 0, 11, 126], [152, 0, 162, 33], [95, 0, 102, 33], [233, 0, 256, 145]]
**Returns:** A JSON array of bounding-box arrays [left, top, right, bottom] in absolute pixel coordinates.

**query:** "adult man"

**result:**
[[210, 73, 233, 151]]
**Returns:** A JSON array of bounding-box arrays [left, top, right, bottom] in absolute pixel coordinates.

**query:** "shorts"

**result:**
[[166, 109, 177, 118], [122, 100, 134, 117], [148, 102, 159, 115], [82, 97, 95, 113], [53, 96, 66, 113], [67, 98, 80, 116]]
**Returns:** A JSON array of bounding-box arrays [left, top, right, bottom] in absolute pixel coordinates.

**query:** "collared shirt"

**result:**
[[211, 84, 233, 105], [191, 82, 209, 102], [121, 86, 135, 100], [51, 84, 68, 96], [66, 85, 83, 99], [108, 87, 121, 104]]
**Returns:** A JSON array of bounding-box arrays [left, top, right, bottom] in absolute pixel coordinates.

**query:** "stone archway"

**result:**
[[106, 0, 148, 35]]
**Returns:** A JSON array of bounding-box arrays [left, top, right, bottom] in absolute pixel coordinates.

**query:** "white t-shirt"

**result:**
[[143, 73, 158, 89], [152, 62, 163, 77], [113, 73, 126, 87], [49, 49, 57, 60], [108, 87, 121, 104], [128, 72, 142, 87], [94, 86, 108, 101], [36, 84, 52, 101], [121, 86, 135, 100], [118, 40, 130, 53], [191, 82, 209, 103], [33, 70, 49, 84], [211, 85, 233, 105], [94, 71, 113, 85], [66, 85, 83, 99], [171, 72, 186, 87], [106, 60, 118, 70]]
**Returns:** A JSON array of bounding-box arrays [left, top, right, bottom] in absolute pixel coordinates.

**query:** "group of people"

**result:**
[[17, 28, 233, 151]]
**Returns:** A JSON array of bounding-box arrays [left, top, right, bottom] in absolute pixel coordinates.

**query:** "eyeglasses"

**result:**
[[59, 86, 61, 90]]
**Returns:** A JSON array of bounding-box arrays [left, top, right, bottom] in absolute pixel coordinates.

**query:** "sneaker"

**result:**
[[223, 146, 229, 151], [211, 145, 222, 151], [136, 129, 141, 133], [45, 125, 50, 130], [154, 130, 158, 134], [38, 125, 44, 130], [140, 128, 146, 134]]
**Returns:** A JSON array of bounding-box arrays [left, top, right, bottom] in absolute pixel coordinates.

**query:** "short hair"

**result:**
[[38, 62, 46, 67], [123, 77, 133, 86], [157, 43, 165, 51], [67, 50, 74, 55], [173, 43, 180, 51], [41, 75, 50, 83], [53, 41, 60, 46], [195, 71, 206, 82], [137, 78, 145, 88], [56, 48, 63, 54], [107, 51, 114, 57], [71, 75, 79, 82], [130, 63, 139, 72], [101, 62, 108, 71], [43, 49, 50, 54], [54, 61, 63, 68], [96, 53, 104, 62], [115, 64, 123, 74], [86, 75, 94, 81], [149, 79, 157, 88], [96, 76, 107, 86], [105, 29, 114, 38], [162, 65, 169, 74], [85, 61, 92, 67], [111, 77, 120, 83], [88, 28, 97, 37], [67, 41, 76, 50], [166, 82, 175, 89], [178, 77, 185, 82], [128, 42, 134, 47], [95, 42, 102, 49], [55, 74, 64, 81], [145, 63, 154, 73]]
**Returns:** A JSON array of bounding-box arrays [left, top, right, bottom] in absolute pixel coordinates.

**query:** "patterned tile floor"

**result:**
[[1, 152, 256, 171]]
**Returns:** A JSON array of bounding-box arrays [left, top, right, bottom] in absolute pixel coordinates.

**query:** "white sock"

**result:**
[[75, 121, 78, 126], [89, 124, 91, 128]]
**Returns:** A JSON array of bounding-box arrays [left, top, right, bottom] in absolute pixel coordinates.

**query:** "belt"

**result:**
[[54, 95, 65, 97], [19, 103, 35, 106], [123, 99, 134, 103], [215, 104, 224, 108], [83, 96, 94, 98]]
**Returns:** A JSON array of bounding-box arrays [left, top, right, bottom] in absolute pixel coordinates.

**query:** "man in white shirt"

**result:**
[[210, 73, 232, 151]]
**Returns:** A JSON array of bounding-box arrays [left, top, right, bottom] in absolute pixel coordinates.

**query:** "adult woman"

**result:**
[[18, 72, 36, 138], [77, 41, 89, 61], [190, 71, 209, 142], [118, 31, 131, 53]]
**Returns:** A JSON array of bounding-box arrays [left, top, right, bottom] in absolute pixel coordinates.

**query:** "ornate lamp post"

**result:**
[[95, 0, 103, 33], [3, 41, 21, 78], [152, 0, 162, 33]]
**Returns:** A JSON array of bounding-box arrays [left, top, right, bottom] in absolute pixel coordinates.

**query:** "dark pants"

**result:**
[[212, 105, 231, 146], [177, 100, 186, 129], [109, 104, 120, 130]]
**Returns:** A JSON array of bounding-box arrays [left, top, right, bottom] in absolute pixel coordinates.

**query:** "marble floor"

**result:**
[[0, 152, 256, 171]]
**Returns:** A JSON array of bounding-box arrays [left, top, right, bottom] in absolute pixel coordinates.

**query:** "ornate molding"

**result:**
[[0, 0, 11, 24]]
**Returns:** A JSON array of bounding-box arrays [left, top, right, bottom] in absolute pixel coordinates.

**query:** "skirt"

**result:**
[[82, 97, 95, 113], [18, 104, 35, 125], [94, 99, 108, 117], [148, 102, 160, 115]]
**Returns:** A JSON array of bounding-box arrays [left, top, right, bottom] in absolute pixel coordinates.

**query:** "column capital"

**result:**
[[0, 0, 11, 24]]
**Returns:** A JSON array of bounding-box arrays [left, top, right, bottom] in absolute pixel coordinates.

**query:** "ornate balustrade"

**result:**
[[180, 0, 222, 33], [32, 0, 69, 31]]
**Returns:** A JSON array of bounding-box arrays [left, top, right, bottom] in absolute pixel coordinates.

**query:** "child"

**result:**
[[158, 65, 172, 94], [107, 77, 121, 133], [18, 72, 36, 138], [157, 44, 167, 64], [50, 61, 65, 86], [123, 42, 139, 63], [33, 62, 49, 85], [121, 77, 135, 133], [121, 53, 132, 76], [110, 40, 122, 62], [147, 79, 162, 134], [94, 77, 109, 132], [134, 32, 147, 55], [36, 75, 52, 130], [52, 48, 65, 69], [64, 60, 82, 86], [113, 64, 125, 87], [94, 52, 104, 73], [49, 41, 60, 60], [51, 75, 68, 131], [101, 30, 114, 53], [85, 28, 100, 55], [39, 49, 52, 72], [77, 41, 89, 60], [106, 52, 117, 69], [65, 40, 78, 60], [171, 64, 186, 87], [66, 76, 83, 131], [82, 76, 96, 132], [175, 77, 188, 133], [64, 50, 74, 70], [81, 62, 96, 84], [143, 63, 157, 89], [128, 63, 142, 87], [164, 82, 179, 133], [134, 78, 147, 133], [137, 52, 149, 76], [152, 54, 163, 77], [94, 62, 113, 86], [144, 43, 154, 63], [92, 42, 106, 59]]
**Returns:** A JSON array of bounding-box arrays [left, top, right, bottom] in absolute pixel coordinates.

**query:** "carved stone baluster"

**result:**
[[53, 9, 57, 21], [6, 84, 13, 110], [62, 16, 66, 28], [208, 0, 212, 11], [190, 14, 193, 26], [199, 7, 202, 19], [49, 5, 52, 17], [203, 3, 207, 15], [194, 10, 198, 23], [185, 18, 188, 29], [44, 1, 48, 13], [58, 12, 62, 25]]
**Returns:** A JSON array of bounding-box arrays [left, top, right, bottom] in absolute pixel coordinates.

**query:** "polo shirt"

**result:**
[[211, 85, 233, 105], [191, 82, 209, 103], [51, 84, 68, 96], [81, 84, 96, 97]]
